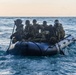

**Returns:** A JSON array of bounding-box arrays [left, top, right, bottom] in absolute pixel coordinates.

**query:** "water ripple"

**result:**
[[0, 17, 76, 75]]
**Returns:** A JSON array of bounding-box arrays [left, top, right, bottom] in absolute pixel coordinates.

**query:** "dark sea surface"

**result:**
[[0, 17, 76, 75]]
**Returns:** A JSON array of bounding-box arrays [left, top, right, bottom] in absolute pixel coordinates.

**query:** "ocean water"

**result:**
[[0, 17, 76, 75]]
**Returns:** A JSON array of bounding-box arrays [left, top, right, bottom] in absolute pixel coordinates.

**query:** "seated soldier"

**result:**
[[10, 30, 24, 43], [42, 21, 51, 42], [54, 19, 65, 42], [24, 20, 34, 41], [32, 19, 43, 38], [42, 22, 58, 44], [14, 19, 24, 32], [48, 25, 57, 45], [42, 21, 48, 32], [42, 21, 48, 31], [25, 20, 31, 33], [43, 24, 57, 44], [10, 19, 24, 43]]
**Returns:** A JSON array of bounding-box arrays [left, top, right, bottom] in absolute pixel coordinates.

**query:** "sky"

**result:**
[[0, 0, 76, 17]]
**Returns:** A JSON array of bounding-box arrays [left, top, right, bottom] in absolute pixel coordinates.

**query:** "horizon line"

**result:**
[[0, 16, 76, 18]]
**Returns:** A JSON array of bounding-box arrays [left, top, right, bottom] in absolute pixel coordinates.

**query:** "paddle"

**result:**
[[57, 43, 65, 55], [7, 24, 15, 51], [60, 49, 65, 55]]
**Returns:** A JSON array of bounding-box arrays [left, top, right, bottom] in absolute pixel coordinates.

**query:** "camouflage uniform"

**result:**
[[46, 25, 57, 44], [54, 20, 65, 42], [16, 24, 24, 32], [24, 20, 35, 40], [59, 24, 65, 40], [24, 24, 35, 40], [10, 19, 24, 43], [32, 19, 43, 39], [14, 19, 24, 32], [10, 31, 24, 43]]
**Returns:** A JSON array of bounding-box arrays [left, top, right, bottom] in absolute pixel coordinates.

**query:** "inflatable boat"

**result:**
[[6, 35, 75, 56]]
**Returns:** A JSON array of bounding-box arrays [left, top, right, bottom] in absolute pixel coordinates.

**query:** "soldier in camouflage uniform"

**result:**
[[54, 19, 65, 42], [32, 19, 43, 38], [15, 19, 24, 32], [24, 20, 34, 40], [10, 19, 24, 43], [42, 21, 48, 31], [42, 21, 49, 41], [10, 30, 24, 43], [48, 25, 57, 45]]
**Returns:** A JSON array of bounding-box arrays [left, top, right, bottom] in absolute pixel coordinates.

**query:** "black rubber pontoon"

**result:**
[[7, 35, 75, 56]]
